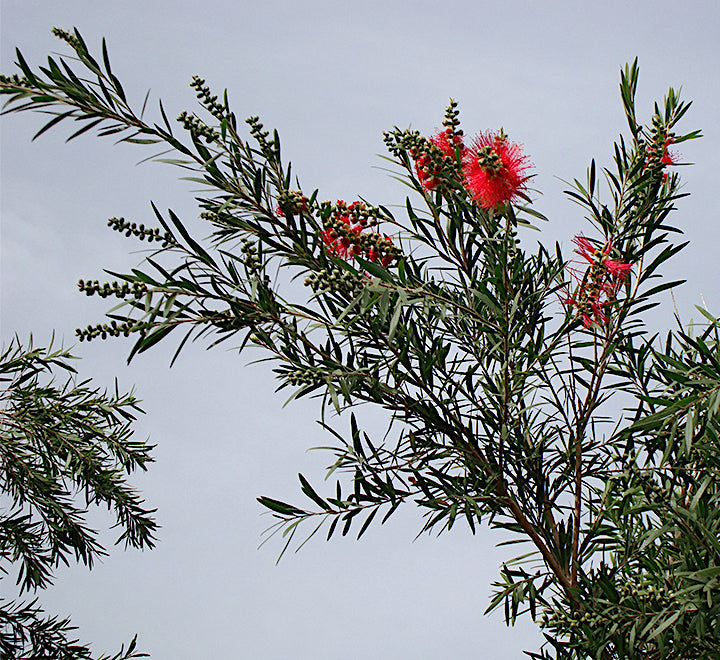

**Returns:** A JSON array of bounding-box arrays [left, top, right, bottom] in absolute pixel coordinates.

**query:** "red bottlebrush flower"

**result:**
[[660, 137, 679, 166], [320, 201, 398, 268], [571, 236, 630, 281], [562, 235, 632, 329], [414, 129, 464, 192], [462, 131, 531, 210], [322, 208, 364, 260], [415, 154, 439, 191], [644, 136, 680, 181], [432, 128, 464, 159], [571, 235, 597, 264], [661, 151, 678, 166], [604, 257, 632, 283], [366, 236, 396, 268], [322, 225, 361, 259]]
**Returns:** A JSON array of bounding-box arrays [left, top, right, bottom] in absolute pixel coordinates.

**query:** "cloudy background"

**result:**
[[1, 1, 719, 657]]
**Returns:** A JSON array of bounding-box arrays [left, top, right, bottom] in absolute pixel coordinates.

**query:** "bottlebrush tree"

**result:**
[[2, 28, 717, 659]]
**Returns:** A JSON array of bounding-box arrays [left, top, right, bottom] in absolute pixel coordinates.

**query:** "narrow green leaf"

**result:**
[[257, 496, 304, 516], [32, 110, 75, 140]]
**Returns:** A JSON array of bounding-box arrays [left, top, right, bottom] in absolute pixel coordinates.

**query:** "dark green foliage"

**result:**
[[0, 338, 155, 658], [0, 32, 711, 658]]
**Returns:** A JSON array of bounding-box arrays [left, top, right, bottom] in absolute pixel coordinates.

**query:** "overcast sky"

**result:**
[[2, 2, 719, 658]]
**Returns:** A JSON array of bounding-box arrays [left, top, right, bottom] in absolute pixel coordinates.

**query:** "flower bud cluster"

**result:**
[[0, 73, 30, 87], [177, 110, 219, 143], [199, 210, 220, 223], [304, 268, 366, 294], [540, 607, 602, 632], [190, 75, 226, 121], [644, 126, 678, 182], [384, 128, 461, 192], [276, 190, 310, 217], [414, 130, 464, 191], [286, 367, 327, 387], [76, 320, 138, 342], [200, 203, 242, 228], [78, 279, 147, 299], [616, 580, 672, 607], [475, 141, 505, 175], [51, 27, 80, 50], [246, 116, 272, 154], [634, 469, 669, 505], [320, 200, 399, 267], [540, 576, 676, 636], [562, 235, 631, 329], [240, 238, 262, 271], [107, 217, 175, 246], [213, 309, 247, 332], [442, 99, 463, 136], [382, 127, 420, 159]]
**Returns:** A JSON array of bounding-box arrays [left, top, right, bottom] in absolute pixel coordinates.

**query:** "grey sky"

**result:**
[[1, 1, 719, 658]]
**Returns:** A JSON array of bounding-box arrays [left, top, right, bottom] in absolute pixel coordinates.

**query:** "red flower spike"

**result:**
[[604, 258, 631, 282], [571, 235, 598, 264], [562, 235, 632, 329], [644, 137, 680, 182], [414, 129, 464, 192], [432, 128, 464, 160], [462, 131, 531, 210], [322, 209, 363, 259], [321, 201, 397, 268], [660, 137, 679, 166]]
